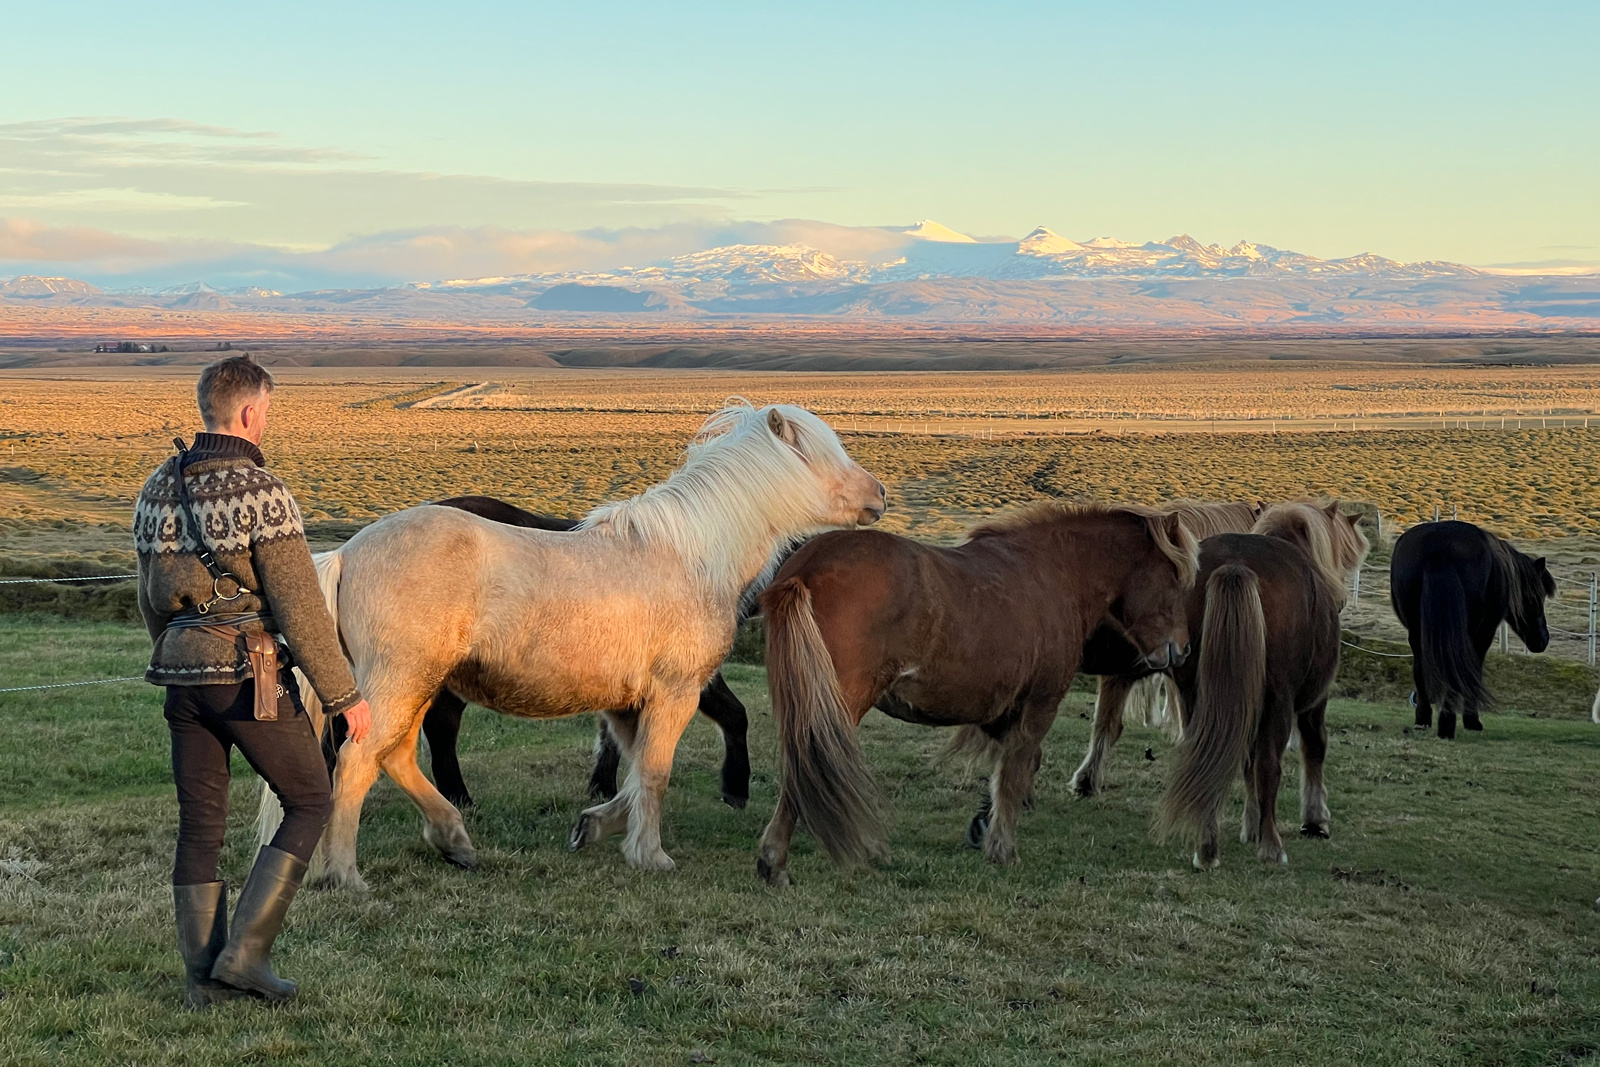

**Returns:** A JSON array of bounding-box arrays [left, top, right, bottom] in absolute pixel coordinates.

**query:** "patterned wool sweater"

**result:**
[[133, 432, 361, 713]]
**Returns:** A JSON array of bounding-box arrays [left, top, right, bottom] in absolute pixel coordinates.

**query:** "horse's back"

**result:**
[[1191, 533, 1339, 689], [1390, 521, 1496, 622]]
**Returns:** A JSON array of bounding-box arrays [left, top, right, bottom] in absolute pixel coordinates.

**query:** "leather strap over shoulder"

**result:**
[[171, 437, 256, 615]]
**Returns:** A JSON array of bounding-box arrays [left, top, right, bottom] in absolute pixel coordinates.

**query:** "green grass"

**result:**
[[3, 622, 1600, 1065]]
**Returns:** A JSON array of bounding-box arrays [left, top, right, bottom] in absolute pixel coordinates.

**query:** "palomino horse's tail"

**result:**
[[1418, 564, 1489, 716], [255, 548, 345, 877], [764, 576, 886, 866], [1127, 673, 1182, 740], [1158, 564, 1265, 848], [1591, 682, 1600, 725]]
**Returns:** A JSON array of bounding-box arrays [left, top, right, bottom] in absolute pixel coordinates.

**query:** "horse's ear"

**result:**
[[1324, 500, 1342, 517], [1535, 557, 1548, 571], [766, 407, 798, 447], [1162, 511, 1188, 549]]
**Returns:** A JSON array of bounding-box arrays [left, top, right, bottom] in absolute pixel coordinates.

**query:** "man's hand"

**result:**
[[342, 699, 372, 745]]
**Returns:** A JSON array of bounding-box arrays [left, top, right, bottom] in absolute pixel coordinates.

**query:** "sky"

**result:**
[[2, 1, 1597, 288]]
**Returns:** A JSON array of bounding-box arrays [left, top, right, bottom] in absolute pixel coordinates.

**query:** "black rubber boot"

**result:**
[[210, 846, 307, 1003], [174, 882, 244, 1009]]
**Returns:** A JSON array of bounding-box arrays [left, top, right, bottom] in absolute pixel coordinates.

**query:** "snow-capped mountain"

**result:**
[[7, 221, 1593, 336]]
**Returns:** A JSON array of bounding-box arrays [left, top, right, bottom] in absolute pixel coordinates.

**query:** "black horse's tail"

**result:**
[[1418, 565, 1489, 715]]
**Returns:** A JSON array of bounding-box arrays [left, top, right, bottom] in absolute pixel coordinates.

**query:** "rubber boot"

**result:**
[[210, 846, 307, 1003], [174, 882, 244, 1009]]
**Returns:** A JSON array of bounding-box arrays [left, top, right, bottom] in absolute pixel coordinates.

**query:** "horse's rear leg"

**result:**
[[1409, 648, 1434, 729], [319, 743, 383, 893], [422, 690, 472, 808], [588, 720, 622, 801], [1070, 674, 1134, 799], [1297, 698, 1332, 839], [571, 709, 637, 848], [698, 672, 751, 809], [984, 696, 1060, 865], [382, 723, 477, 870], [756, 792, 799, 889], [1437, 707, 1457, 740], [1250, 695, 1292, 865]]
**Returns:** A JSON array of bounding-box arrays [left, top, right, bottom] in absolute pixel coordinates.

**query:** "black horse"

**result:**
[[1390, 520, 1555, 739], [417, 496, 752, 809]]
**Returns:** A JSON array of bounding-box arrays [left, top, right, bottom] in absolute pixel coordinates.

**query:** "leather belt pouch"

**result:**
[[190, 624, 280, 721]]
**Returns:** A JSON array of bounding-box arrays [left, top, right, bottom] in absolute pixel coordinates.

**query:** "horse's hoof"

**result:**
[[1258, 848, 1289, 865], [1070, 773, 1099, 799], [568, 815, 597, 852], [1464, 718, 1484, 732], [722, 792, 749, 810], [627, 848, 675, 872], [442, 793, 473, 809], [441, 847, 478, 870], [311, 868, 370, 894], [1300, 823, 1331, 839], [756, 856, 790, 888], [1192, 852, 1221, 871], [964, 813, 989, 850]]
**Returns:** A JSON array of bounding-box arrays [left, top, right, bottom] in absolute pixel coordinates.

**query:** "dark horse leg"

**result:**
[[1069, 674, 1137, 799], [1408, 633, 1434, 730], [1247, 689, 1294, 864], [1462, 628, 1495, 732], [421, 689, 472, 808], [1297, 696, 1332, 838], [588, 671, 749, 805], [589, 721, 623, 801], [698, 672, 751, 809]]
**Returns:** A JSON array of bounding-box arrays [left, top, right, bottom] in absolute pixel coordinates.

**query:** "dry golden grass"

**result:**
[[4, 367, 1599, 549]]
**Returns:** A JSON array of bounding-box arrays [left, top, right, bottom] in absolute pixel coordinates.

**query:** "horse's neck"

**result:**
[[1041, 526, 1126, 633]]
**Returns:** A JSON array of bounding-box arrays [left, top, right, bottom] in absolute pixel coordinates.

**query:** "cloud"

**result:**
[[0, 215, 932, 290], [0, 116, 754, 249]]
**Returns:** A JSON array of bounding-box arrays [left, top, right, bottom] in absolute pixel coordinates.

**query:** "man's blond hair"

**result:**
[[197, 354, 274, 429]]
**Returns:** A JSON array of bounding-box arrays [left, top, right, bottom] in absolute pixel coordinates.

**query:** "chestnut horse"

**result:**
[[1154, 501, 1370, 868], [755, 503, 1200, 887], [1067, 500, 1263, 799], [418, 496, 752, 809], [281, 402, 885, 889]]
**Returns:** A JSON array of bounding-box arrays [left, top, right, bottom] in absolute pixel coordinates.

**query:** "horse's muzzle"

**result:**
[[856, 483, 887, 526], [1138, 641, 1189, 671]]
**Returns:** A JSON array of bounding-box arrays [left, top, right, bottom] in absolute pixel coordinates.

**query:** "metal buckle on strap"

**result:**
[[196, 574, 246, 615]]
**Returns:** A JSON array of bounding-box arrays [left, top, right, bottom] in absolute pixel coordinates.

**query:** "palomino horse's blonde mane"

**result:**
[[967, 501, 1200, 589], [1162, 499, 1261, 540], [580, 398, 860, 598], [1252, 500, 1370, 607]]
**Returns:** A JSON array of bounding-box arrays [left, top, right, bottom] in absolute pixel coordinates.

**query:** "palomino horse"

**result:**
[[283, 402, 885, 890], [755, 503, 1200, 887], [416, 496, 752, 810], [1389, 520, 1554, 738], [1155, 500, 1370, 868], [1067, 500, 1263, 800]]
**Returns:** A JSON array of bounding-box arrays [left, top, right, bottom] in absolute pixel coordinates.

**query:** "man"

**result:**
[[133, 354, 371, 1008]]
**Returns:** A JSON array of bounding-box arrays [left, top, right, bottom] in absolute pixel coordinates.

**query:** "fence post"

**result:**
[[1352, 568, 1361, 603], [1500, 620, 1509, 655], [1590, 573, 1597, 667]]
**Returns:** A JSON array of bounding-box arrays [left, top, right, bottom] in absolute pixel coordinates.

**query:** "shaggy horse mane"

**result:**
[[1487, 534, 1556, 631], [578, 398, 853, 592], [968, 500, 1200, 588], [1252, 500, 1370, 606]]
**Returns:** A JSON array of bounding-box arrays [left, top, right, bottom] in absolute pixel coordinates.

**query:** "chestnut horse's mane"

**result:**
[[967, 500, 1199, 588]]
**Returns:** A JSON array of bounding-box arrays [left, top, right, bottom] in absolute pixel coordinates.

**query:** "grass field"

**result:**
[[3, 619, 1600, 1065]]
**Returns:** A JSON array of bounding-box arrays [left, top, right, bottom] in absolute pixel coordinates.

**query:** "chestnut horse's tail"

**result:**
[[1158, 564, 1266, 845], [255, 547, 345, 877], [764, 576, 886, 866]]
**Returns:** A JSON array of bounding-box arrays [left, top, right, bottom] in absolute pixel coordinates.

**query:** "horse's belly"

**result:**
[[877, 675, 1009, 727]]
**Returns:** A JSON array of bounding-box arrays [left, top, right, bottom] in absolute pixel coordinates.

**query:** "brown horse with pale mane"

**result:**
[[754, 503, 1200, 887], [1154, 500, 1371, 867]]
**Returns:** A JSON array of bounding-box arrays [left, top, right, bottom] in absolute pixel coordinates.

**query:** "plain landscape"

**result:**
[[3, 353, 1600, 1064]]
